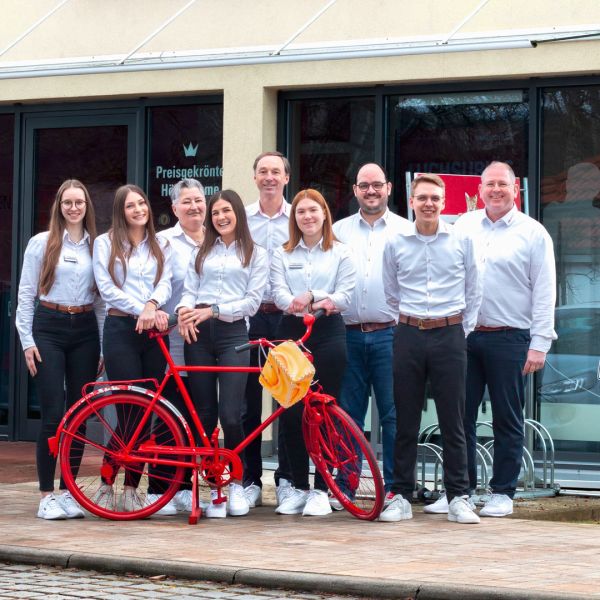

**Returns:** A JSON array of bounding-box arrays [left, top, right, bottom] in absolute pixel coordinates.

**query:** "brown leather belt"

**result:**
[[259, 302, 282, 314], [40, 300, 94, 315], [475, 325, 515, 332], [346, 320, 396, 333], [398, 313, 463, 330], [107, 308, 135, 318], [196, 303, 210, 309]]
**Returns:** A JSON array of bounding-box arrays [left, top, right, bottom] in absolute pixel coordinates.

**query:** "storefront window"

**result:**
[[387, 90, 529, 217], [540, 85, 600, 453], [287, 97, 375, 221], [0, 114, 13, 429], [148, 104, 223, 230]]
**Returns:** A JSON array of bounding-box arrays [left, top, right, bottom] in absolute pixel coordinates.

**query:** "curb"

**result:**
[[0, 544, 595, 600]]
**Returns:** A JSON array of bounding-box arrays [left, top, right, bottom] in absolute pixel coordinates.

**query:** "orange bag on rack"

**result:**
[[259, 341, 315, 408]]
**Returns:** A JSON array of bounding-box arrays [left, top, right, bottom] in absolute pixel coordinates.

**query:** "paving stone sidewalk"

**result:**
[[1, 442, 599, 599]]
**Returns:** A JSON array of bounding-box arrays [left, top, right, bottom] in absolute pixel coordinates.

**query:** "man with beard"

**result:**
[[332, 163, 411, 502]]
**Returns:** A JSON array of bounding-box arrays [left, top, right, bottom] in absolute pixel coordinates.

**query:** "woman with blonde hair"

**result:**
[[270, 188, 355, 517], [16, 179, 102, 520]]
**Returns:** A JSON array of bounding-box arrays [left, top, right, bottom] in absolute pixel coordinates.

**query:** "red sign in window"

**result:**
[[415, 173, 522, 217]]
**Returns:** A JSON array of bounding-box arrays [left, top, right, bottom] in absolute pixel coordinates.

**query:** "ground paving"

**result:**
[[1, 442, 599, 599]]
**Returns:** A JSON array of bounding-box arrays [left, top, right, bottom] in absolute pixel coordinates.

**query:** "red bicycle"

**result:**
[[49, 313, 384, 522]]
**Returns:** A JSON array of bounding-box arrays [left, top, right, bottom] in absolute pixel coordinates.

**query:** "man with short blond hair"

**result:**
[[380, 173, 481, 524]]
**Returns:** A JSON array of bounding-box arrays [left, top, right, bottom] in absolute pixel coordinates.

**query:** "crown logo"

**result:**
[[183, 142, 198, 158]]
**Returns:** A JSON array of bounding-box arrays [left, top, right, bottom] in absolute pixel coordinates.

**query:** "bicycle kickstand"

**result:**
[[189, 467, 202, 525]]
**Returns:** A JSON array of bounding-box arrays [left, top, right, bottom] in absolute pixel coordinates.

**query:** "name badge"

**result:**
[[63, 255, 78, 263], [289, 263, 303, 269]]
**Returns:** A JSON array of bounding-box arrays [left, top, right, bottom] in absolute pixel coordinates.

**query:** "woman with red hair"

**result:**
[[270, 188, 355, 517]]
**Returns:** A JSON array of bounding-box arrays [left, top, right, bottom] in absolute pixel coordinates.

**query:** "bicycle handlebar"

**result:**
[[147, 313, 179, 339], [234, 309, 326, 353]]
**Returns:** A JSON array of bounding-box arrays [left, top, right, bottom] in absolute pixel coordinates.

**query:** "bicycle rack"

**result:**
[[416, 419, 559, 500]]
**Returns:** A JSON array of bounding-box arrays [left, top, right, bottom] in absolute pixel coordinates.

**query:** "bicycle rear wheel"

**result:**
[[303, 401, 384, 521], [59, 393, 187, 520]]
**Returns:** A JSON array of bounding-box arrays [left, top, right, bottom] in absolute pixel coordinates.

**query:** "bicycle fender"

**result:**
[[48, 384, 194, 456]]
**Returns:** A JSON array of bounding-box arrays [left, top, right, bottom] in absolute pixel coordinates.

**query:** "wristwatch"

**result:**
[[211, 304, 220, 319]]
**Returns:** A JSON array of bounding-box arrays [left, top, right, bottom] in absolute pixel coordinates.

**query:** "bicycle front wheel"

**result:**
[[303, 401, 384, 521], [59, 393, 187, 520]]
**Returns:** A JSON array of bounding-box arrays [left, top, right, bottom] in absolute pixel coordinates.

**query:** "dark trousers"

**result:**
[[464, 329, 530, 498], [184, 319, 249, 454], [32, 305, 100, 492], [391, 323, 469, 502], [243, 310, 292, 488], [147, 376, 194, 494], [103, 315, 167, 488], [277, 313, 347, 491]]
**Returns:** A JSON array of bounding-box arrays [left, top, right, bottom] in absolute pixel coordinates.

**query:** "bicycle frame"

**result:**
[[51, 310, 385, 522], [51, 313, 322, 485]]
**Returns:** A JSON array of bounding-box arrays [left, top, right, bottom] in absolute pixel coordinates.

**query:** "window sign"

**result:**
[[409, 172, 523, 222], [148, 104, 223, 229]]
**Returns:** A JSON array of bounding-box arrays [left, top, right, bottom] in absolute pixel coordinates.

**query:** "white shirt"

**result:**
[[270, 240, 356, 314], [454, 205, 557, 352], [178, 239, 268, 322], [93, 232, 172, 316], [333, 209, 412, 325], [157, 222, 201, 367], [16, 230, 101, 350], [246, 200, 291, 302], [383, 220, 482, 335]]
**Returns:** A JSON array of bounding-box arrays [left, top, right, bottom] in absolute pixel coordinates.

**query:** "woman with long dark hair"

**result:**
[[270, 188, 355, 517], [93, 184, 172, 511], [16, 179, 101, 520], [177, 189, 268, 518]]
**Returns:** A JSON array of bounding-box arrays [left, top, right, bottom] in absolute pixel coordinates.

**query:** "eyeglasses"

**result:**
[[356, 181, 387, 192], [60, 200, 86, 209]]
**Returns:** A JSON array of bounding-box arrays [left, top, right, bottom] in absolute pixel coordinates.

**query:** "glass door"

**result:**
[[15, 112, 138, 440], [0, 114, 15, 436], [540, 85, 600, 467]]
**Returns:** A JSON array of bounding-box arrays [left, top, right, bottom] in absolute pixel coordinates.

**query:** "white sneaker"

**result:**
[[145, 493, 178, 516], [172, 489, 209, 512], [121, 487, 144, 512], [383, 491, 395, 507], [244, 484, 262, 508], [329, 495, 344, 511], [275, 478, 294, 506], [480, 493, 513, 517], [424, 493, 476, 514], [56, 491, 84, 519], [423, 493, 449, 514], [303, 490, 332, 516], [92, 483, 115, 510], [275, 488, 308, 515], [228, 483, 250, 516], [206, 489, 226, 518], [37, 494, 67, 520], [379, 494, 413, 522], [448, 495, 480, 524]]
